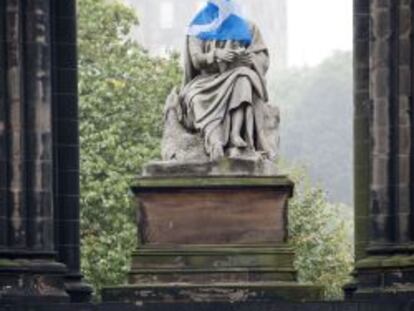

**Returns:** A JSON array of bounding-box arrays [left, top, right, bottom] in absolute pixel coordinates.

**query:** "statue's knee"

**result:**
[[236, 76, 251, 87]]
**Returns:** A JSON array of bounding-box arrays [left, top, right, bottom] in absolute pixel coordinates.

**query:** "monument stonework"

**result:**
[[102, 0, 321, 303], [0, 0, 92, 303], [3, 0, 414, 309]]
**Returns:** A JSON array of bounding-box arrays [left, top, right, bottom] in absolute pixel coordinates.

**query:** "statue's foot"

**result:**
[[259, 150, 271, 160], [230, 135, 248, 148], [210, 144, 225, 161], [246, 137, 255, 150]]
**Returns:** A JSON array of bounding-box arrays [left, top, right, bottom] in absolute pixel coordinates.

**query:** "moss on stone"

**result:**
[[0, 259, 21, 267], [356, 255, 414, 269], [133, 176, 293, 190]]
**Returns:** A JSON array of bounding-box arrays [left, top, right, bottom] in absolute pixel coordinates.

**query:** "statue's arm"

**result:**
[[188, 36, 215, 70], [248, 23, 270, 76], [252, 50, 270, 76]]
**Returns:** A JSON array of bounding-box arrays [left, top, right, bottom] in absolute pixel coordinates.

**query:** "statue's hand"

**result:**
[[215, 49, 237, 63], [238, 53, 254, 66]]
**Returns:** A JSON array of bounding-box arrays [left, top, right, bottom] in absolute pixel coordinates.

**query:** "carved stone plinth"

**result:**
[[346, 255, 414, 300], [0, 260, 69, 303], [102, 175, 322, 303]]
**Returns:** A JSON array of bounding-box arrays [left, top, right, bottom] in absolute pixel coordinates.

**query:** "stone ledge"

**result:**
[[142, 158, 279, 178], [102, 282, 323, 304], [0, 301, 409, 311], [133, 176, 293, 192], [356, 255, 414, 269]]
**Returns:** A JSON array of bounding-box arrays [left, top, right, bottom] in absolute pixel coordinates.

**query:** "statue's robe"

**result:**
[[179, 22, 270, 156]]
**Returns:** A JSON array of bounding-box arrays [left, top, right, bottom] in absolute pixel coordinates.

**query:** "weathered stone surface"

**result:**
[[134, 176, 292, 246], [143, 158, 278, 177], [103, 283, 322, 304], [0, 259, 69, 303], [161, 89, 209, 162], [161, 88, 280, 164], [159, 89, 279, 177], [0, 301, 409, 311], [128, 245, 297, 284], [0, 0, 91, 303], [350, 0, 414, 300], [137, 189, 288, 245], [103, 176, 322, 303]]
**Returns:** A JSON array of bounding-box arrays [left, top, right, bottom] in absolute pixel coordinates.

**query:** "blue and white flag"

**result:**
[[187, 0, 252, 45]]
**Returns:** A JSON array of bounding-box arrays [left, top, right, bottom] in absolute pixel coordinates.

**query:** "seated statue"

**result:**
[[161, 0, 280, 164]]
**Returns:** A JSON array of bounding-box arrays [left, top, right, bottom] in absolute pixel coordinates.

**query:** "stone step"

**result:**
[[102, 282, 323, 304], [129, 267, 297, 284], [131, 245, 295, 270]]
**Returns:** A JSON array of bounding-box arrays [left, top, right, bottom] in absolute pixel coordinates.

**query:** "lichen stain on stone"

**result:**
[[6, 0, 25, 240], [35, 34, 47, 44], [228, 289, 254, 302], [138, 290, 152, 298], [11, 192, 22, 234], [180, 288, 252, 303]]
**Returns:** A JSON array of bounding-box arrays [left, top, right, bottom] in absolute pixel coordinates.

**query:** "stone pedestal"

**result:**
[[103, 175, 322, 303]]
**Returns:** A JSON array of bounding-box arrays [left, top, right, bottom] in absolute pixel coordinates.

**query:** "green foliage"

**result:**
[[78, 0, 181, 294], [284, 162, 354, 300]]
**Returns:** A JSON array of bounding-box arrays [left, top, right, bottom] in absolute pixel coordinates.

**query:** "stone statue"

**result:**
[[155, 0, 280, 175], [108, 2, 321, 303]]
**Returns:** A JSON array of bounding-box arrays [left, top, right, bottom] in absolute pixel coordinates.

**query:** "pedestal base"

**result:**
[[347, 255, 414, 300], [64, 273, 93, 302], [103, 175, 322, 303], [103, 244, 322, 303], [103, 283, 321, 304], [0, 259, 69, 303]]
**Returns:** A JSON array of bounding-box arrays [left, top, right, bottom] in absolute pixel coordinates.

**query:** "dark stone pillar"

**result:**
[[0, 0, 68, 302], [50, 0, 92, 302], [0, 0, 91, 303], [0, 0, 7, 251], [349, 0, 414, 300], [353, 0, 371, 262]]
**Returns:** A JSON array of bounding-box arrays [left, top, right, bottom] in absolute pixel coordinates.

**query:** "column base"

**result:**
[[64, 272, 93, 302], [346, 255, 414, 301], [0, 259, 69, 303]]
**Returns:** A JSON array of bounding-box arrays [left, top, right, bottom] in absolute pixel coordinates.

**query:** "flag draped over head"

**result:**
[[187, 0, 252, 45]]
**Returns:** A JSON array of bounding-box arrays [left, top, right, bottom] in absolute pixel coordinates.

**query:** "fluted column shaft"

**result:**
[[351, 0, 414, 300], [368, 0, 413, 252], [0, 0, 55, 258], [354, 0, 371, 261], [0, 0, 90, 303]]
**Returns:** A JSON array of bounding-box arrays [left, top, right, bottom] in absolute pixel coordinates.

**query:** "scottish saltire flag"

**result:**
[[187, 0, 252, 45]]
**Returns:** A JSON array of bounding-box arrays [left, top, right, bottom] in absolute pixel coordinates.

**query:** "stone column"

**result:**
[[350, 0, 414, 299], [50, 0, 92, 302], [0, 0, 68, 302], [0, 0, 90, 303], [353, 0, 371, 262]]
